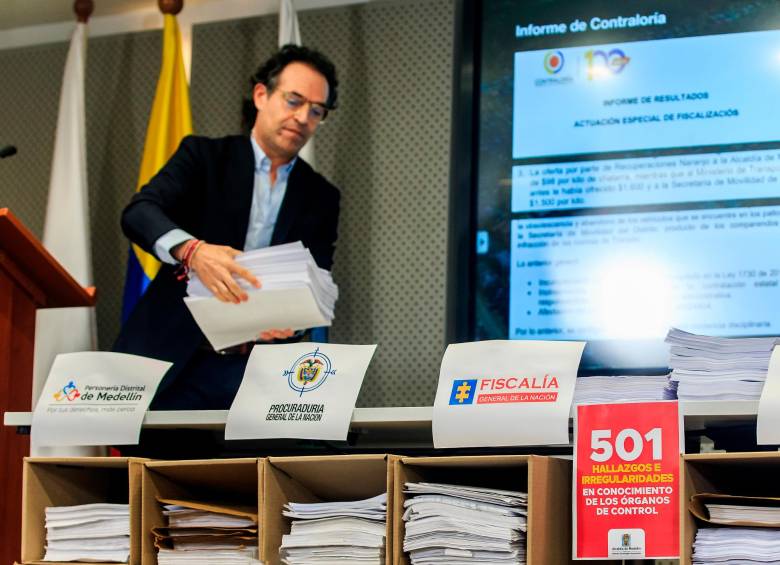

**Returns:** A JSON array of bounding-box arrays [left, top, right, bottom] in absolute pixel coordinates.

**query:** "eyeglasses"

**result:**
[[279, 90, 331, 123]]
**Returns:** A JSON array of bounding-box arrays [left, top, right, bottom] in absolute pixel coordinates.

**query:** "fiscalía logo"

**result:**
[[449, 379, 477, 405], [543, 50, 565, 74], [283, 347, 336, 397], [585, 48, 630, 79], [450, 375, 560, 405], [53, 380, 80, 402]]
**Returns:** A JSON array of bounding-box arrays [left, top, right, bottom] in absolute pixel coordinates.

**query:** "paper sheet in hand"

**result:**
[[225, 343, 376, 441], [31, 352, 170, 447], [432, 340, 585, 448], [184, 287, 328, 351], [757, 346, 780, 444], [184, 242, 338, 351]]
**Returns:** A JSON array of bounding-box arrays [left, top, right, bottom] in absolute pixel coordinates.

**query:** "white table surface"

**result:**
[[4, 401, 760, 431]]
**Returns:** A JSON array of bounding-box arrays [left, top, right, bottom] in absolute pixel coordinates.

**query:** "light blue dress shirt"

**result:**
[[153, 136, 295, 264]]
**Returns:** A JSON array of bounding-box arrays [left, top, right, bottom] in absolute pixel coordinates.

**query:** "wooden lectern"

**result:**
[[0, 208, 95, 565]]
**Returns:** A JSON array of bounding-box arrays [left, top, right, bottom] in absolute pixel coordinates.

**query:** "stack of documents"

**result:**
[[690, 493, 780, 527], [154, 499, 260, 565], [184, 242, 339, 350], [692, 527, 780, 563], [573, 375, 675, 404], [43, 503, 129, 562], [706, 503, 780, 525], [666, 328, 780, 400], [279, 493, 387, 564], [403, 482, 528, 564]]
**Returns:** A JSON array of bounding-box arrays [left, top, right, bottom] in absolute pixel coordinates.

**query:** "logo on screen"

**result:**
[[282, 347, 336, 396], [543, 50, 565, 74], [449, 379, 477, 405], [622, 533, 631, 547], [585, 48, 630, 79], [53, 380, 81, 402]]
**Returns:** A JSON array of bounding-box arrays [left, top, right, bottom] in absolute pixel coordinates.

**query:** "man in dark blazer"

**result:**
[[113, 45, 340, 410]]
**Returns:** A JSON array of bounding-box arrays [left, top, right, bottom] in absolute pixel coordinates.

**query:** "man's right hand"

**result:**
[[174, 240, 260, 303]]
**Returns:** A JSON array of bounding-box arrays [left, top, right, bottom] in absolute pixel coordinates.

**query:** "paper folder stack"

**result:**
[[403, 482, 528, 564], [666, 327, 780, 400], [43, 503, 130, 562], [185, 242, 338, 350], [279, 493, 387, 564], [153, 498, 261, 564]]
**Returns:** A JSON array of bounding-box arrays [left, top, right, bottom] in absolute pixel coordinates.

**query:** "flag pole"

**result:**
[[159, 0, 184, 15], [74, 0, 94, 22], [31, 0, 100, 458], [121, 0, 193, 322]]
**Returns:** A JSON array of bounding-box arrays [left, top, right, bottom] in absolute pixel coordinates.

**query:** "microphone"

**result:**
[[0, 145, 17, 159]]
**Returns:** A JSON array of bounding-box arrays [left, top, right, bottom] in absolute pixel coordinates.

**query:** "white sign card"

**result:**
[[31, 352, 171, 447], [225, 343, 377, 441], [757, 346, 780, 444], [432, 340, 585, 448]]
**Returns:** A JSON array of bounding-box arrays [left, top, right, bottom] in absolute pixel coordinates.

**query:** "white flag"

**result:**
[[279, 0, 302, 46], [279, 0, 315, 167], [33, 22, 97, 411]]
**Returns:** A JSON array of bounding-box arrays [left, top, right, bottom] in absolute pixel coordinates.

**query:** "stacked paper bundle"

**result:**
[[691, 496, 780, 563], [706, 502, 780, 525], [187, 241, 337, 316], [403, 482, 528, 564], [692, 528, 780, 563], [279, 493, 387, 564], [573, 375, 675, 404], [184, 242, 338, 350], [43, 503, 130, 562], [666, 327, 780, 400], [154, 500, 260, 565]]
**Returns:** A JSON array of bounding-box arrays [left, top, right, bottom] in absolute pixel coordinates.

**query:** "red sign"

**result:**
[[574, 401, 680, 560]]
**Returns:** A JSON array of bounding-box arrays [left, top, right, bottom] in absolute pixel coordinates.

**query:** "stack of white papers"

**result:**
[[692, 527, 780, 563], [706, 503, 780, 526], [403, 482, 528, 564], [157, 547, 259, 564], [163, 505, 256, 528], [279, 493, 387, 564], [666, 328, 780, 400], [156, 503, 260, 565], [573, 375, 675, 404], [184, 242, 339, 350], [43, 503, 129, 562]]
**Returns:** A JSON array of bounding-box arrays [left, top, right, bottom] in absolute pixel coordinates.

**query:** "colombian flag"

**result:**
[[121, 14, 193, 322]]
